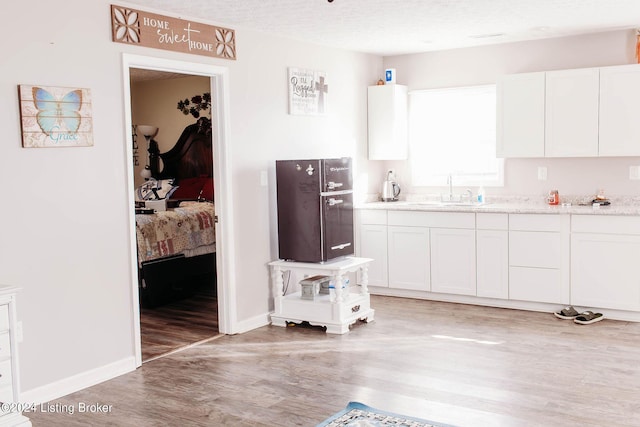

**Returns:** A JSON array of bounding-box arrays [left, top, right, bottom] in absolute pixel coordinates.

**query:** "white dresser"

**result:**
[[0, 287, 30, 427]]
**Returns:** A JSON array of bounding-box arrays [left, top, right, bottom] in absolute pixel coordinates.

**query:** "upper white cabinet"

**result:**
[[498, 63, 640, 158], [599, 64, 640, 156], [497, 72, 545, 158], [545, 68, 600, 157], [367, 85, 408, 160]]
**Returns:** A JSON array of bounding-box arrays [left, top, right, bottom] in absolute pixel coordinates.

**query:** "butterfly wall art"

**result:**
[[18, 84, 94, 148]]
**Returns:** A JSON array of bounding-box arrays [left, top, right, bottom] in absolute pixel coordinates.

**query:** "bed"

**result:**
[[135, 123, 216, 308]]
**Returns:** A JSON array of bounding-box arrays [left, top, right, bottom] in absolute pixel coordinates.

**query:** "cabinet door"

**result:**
[[358, 224, 388, 287], [599, 64, 640, 156], [430, 228, 476, 295], [571, 233, 640, 311], [387, 226, 429, 291], [545, 68, 599, 157], [496, 72, 545, 158], [476, 230, 508, 299], [367, 85, 408, 160]]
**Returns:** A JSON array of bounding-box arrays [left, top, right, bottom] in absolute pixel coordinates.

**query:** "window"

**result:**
[[408, 84, 503, 187]]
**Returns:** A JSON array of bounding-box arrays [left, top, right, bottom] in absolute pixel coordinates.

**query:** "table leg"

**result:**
[[334, 273, 344, 303], [360, 264, 369, 295]]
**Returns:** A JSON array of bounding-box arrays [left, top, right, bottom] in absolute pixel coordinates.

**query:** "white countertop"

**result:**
[[357, 200, 640, 216]]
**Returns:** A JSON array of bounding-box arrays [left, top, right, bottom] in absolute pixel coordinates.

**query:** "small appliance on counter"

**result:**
[[381, 170, 401, 202]]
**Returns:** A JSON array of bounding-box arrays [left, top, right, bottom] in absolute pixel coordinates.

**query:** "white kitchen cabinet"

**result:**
[[357, 212, 388, 287], [508, 214, 570, 304], [544, 68, 600, 157], [430, 228, 476, 295], [496, 72, 545, 158], [387, 225, 430, 291], [367, 85, 408, 160], [476, 213, 508, 299], [0, 287, 30, 427], [571, 215, 640, 311], [599, 64, 640, 156]]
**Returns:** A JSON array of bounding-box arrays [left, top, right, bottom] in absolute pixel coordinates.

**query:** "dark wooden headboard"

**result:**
[[151, 123, 213, 181]]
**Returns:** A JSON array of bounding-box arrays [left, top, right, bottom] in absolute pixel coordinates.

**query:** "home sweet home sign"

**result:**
[[110, 5, 236, 60]]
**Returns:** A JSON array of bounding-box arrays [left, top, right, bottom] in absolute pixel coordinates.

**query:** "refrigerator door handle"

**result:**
[[327, 198, 344, 206], [327, 181, 343, 190], [331, 242, 352, 250]]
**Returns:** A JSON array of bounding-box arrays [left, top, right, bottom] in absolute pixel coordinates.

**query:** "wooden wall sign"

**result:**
[[18, 85, 94, 148], [110, 4, 236, 60]]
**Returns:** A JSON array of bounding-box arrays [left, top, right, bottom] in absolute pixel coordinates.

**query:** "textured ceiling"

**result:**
[[126, 0, 640, 55]]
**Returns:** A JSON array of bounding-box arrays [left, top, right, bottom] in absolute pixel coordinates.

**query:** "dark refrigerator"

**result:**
[[276, 157, 354, 263]]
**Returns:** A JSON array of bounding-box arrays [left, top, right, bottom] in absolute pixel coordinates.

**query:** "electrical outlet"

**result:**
[[630, 166, 640, 180], [537, 166, 547, 181]]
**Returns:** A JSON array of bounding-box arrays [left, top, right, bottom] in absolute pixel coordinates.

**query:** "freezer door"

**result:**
[[322, 192, 354, 260], [322, 158, 353, 192]]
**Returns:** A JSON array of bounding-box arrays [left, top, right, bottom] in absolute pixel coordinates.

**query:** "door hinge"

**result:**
[[214, 215, 219, 223]]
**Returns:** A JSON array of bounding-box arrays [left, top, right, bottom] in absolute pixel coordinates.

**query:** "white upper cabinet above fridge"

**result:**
[[367, 85, 408, 160]]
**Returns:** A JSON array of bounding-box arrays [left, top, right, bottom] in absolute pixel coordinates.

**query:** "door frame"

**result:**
[[121, 53, 238, 367]]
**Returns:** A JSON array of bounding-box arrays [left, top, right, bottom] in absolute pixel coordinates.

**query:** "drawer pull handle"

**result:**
[[351, 305, 360, 313]]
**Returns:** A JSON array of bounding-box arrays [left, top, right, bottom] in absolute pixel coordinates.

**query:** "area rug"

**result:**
[[317, 401, 456, 427]]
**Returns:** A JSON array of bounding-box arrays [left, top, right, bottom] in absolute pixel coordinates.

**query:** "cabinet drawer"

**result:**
[[0, 385, 13, 406], [510, 267, 563, 303], [572, 215, 640, 235], [0, 360, 12, 389], [509, 214, 562, 232], [0, 306, 9, 333], [476, 213, 508, 230], [358, 209, 387, 225], [388, 211, 474, 228], [510, 231, 561, 268], [0, 334, 10, 360]]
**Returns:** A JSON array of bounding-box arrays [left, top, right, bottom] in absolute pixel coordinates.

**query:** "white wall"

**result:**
[[382, 30, 640, 200], [0, 0, 382, 398]]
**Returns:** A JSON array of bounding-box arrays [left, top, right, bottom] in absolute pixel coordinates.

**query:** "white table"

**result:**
[[268, 257, 375, 334]]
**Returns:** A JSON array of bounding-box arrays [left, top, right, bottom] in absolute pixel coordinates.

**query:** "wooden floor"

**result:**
[[27, 295, 640, 427], [140, 290, 219, 361]]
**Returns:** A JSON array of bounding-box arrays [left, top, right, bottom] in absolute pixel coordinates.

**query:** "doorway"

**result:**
[[122, 54, 237, 367]]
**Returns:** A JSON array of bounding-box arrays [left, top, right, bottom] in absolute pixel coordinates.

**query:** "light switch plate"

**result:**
[[630, 166, 640, 180], [260, 170, 268, 186], [537, 166, 547, 181]]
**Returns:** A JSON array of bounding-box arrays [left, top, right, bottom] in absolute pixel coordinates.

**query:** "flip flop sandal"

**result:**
[[574, 311, 604, 325], [554, 306, 579, 319]]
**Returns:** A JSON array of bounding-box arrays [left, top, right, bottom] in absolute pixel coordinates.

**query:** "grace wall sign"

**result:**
[[18, 85, 94, 148], [110, 4, 236, 60]]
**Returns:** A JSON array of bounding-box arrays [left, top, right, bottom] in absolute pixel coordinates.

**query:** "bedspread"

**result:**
[[135, 201, 216, 264]]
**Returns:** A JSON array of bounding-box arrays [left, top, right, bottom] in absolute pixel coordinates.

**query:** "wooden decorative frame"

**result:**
[[18, 84, 93, 148], [288, 67, 329, 115]]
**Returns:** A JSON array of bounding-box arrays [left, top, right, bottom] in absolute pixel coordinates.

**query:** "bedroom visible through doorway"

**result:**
[[130, 68, 219, 362], [122, 54, 236, 367]]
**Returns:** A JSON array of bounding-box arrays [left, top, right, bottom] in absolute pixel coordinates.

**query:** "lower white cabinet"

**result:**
[[571, 215, 640, 311], [387, 225, 430, 291], [508, 214, 570, 304], [357, 210, 388, 287], [430, 228, 476, 295], [0, 287, 30, 427], [476, 213, 508, 299]]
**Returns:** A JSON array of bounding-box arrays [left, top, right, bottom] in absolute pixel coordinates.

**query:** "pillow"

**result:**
[[169, 177, 210, 201], [135, 179, 176, 201]]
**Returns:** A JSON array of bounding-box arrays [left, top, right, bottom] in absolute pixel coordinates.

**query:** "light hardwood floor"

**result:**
[[27, 295, 640, 426], [140, 290, 219, 361]]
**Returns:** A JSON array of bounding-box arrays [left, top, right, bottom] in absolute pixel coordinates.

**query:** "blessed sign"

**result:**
[[110, 4, 236, 60]]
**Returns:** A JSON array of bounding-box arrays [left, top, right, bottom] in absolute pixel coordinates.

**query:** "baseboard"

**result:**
[[20, 356, 136, 404], [229, 312, 270, 334]]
